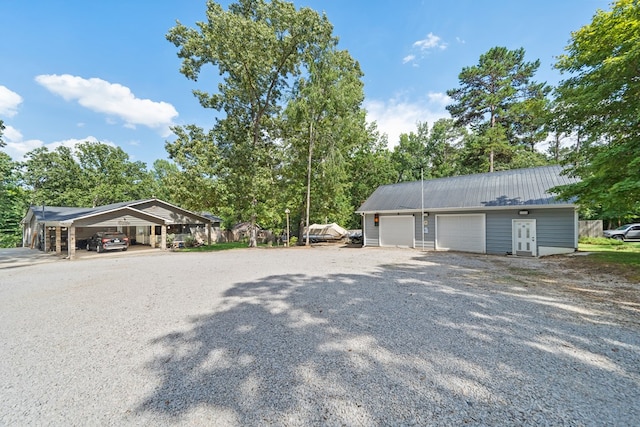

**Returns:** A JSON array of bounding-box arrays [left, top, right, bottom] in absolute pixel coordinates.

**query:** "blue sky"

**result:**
[[0, 0, 607, 167]]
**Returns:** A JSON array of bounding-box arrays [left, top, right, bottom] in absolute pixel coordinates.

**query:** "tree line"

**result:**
[[1, 0, 637, 247]]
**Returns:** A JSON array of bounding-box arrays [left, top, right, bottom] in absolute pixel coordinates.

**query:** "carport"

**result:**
[[21, 199, 213, 260]]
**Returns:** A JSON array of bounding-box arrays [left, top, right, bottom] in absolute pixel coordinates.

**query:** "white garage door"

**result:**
[[380, 215, 414, 247], [436, 214, 485, 253]]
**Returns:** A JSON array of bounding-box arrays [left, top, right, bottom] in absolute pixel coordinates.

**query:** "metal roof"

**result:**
[[356, 165, 578, 213], [27, 199, 214, 225]]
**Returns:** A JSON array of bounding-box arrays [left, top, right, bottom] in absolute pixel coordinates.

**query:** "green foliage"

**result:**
[[178, 241, 266, 252], [553, 0, 640, 219], [0, 119, 5, 148], [167, 0, 336, 246], [345, 124, 395, 228], [21, 141, 154, 207], [284, 47, 367, 238], [578, 236, 624, 246], [447, 46, 551, 172], [391, 124, 428, 183], [163, 125, 226, 212], [0, 152, 28, 247]]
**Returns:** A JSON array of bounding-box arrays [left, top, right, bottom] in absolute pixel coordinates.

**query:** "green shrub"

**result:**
[[579, 236, 624, 246], [289, 236, 298, 246]]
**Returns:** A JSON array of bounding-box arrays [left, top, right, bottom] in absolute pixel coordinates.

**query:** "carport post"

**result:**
[[55, 226, 62, 254], [60, 221, 75, 259], [150, 226, 156, 248], [161, 225, 167, 250], [68, 226, 76, 260]]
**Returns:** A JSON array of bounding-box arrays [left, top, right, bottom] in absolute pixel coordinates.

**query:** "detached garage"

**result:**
[[356, 166, 579, 256]]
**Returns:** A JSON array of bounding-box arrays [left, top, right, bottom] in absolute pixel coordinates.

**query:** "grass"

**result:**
[[577, 239, 640, 281], [176, 242, 270, 252]]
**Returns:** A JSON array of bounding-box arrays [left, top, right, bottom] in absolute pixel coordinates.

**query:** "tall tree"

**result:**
[[167, 0, 334, 247], [347, 124, 396, 228], [553, 0, 640, 219], [447, 46, 550, 172], [0, 152, 27, 247], [164, 125, 226, 212], [391, 123, 429, 183], [425, 118, 465, 178], [284, 48, 366, 244]]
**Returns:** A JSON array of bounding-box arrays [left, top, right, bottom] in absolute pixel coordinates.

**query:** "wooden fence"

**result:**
[[579, 220, 603, 238]]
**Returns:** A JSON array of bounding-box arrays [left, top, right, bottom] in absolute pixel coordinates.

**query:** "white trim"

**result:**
[[538, 246, 574, 256], [72, 206, 168, 223], [512, 219, 537, 257], [356, 204, 576, 215]]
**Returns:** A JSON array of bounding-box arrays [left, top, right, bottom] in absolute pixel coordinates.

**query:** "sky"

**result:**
[[0, 0, 609, 168]]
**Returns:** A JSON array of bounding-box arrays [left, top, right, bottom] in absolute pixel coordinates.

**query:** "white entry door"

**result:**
[[513, 219, 537, 256]]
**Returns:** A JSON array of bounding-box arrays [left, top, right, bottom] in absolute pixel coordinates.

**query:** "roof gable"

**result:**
[[357, 166, 578, 213], [25, 198, 213, 225]]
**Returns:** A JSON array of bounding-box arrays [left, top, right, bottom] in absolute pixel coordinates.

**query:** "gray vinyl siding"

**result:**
[[534, 208, 577, 248], [363, 213, 380, 246], [485, 211, 513, 254], [485, 208, 576, 254], [365, 208, 577, 254]]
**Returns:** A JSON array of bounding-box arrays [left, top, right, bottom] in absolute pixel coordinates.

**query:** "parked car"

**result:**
[[86, 231, 130, 252], [603, 223, 640, 241], [349, 230, 363, 245]]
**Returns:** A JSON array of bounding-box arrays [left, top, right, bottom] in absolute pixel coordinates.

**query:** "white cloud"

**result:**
[[402, 54, 416, 64], [35, 74, 178, 137], [0, 85, 23, 117], [413, 33, 447, 51], [365, 92, 452, 147], [403, 33, 447, 66], [2, 127, 115, 161]]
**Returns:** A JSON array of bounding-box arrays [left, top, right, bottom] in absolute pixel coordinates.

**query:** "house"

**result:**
[[21, 199, 216, 259], [356, 165, 579, 256]]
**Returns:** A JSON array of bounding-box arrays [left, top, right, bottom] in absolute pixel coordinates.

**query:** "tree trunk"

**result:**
[[305, 122, 314, 246], [249, 215, 257, 247], [489, 149, 494, 173], [489, 110, 496, 173], [249, 198, 257, 248]]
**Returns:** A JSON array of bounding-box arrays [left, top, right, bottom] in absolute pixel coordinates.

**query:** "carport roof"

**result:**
[[26, 198, 213, 225], [356, 165, 579, 213]]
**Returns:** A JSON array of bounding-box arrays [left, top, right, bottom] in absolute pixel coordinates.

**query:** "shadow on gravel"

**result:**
[[136, 253, 640, 425]]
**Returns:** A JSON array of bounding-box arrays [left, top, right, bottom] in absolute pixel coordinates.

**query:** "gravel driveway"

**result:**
[[1, 247, 639, 426]]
